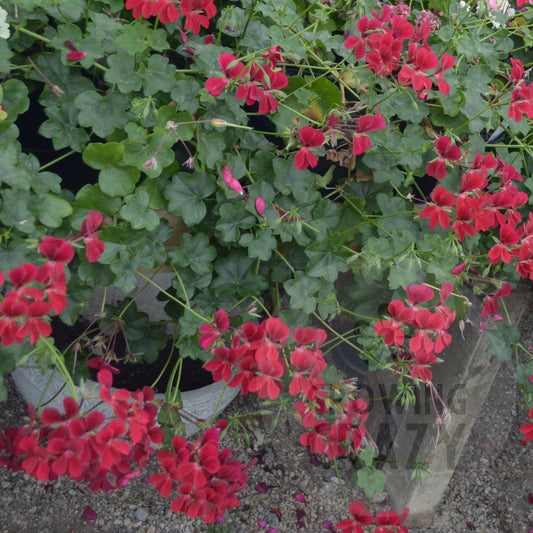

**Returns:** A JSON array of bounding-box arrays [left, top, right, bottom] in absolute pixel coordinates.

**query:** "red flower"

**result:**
[[510, 57, 524, 83], [8, 263, 38, 288], [181, 0, 217, 35], [40, 237, 75, 264], [419, 186, 456, 229], [406, 284, 434, 306], [125, 0, 153, 19], [294, 127, 325, 170], [205, 54, 246, 97], [150, 0, 180, 23], [398, 43, 438, 91], [84, 233, 105, 263], [426, 137, 461, 180], [375, 320, 405, 346], [199, 310, 230, 349], [336, 501, 372, 533], [262, 46, 284, 69], [64, 41, 86, 61]]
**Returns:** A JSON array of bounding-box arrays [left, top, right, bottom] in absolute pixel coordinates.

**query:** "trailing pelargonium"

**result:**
[[344, 5, 455, 96], [0, 211, 104, 347], [0, 369, 163, 491], [374, 283, 456, 383], [125, 0, 217, 32], [200, 313, 369, 460]]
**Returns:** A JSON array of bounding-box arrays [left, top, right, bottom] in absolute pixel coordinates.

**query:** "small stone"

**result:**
[[28, 507, 37, 514], [135, 507, 150, 521], [479, 441, 490, 452], [1, 482, 10, 489], [371, 491, 388, 504]]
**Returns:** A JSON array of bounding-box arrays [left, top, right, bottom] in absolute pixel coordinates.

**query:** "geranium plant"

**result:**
[[1, 0, 533, 529]]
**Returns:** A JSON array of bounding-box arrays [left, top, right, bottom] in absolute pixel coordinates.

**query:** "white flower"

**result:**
[[0, 7, 10, 40]]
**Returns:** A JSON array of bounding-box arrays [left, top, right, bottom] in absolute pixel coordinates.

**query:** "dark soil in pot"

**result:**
[[50, 317, 213, 393]]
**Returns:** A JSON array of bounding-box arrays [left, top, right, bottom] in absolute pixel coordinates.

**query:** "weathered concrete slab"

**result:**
[[364, 286, 529, 526]]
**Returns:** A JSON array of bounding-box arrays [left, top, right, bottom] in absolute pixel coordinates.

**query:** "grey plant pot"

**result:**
[[11, 358, 239, 437]]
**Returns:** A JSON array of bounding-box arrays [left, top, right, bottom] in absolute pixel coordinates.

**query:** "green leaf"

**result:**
[[486, 322, 521, 362], [1, 79, 30, 122], [167, 233, 216, 275], [516, 362, 533, 393], [114, 24, 151, 55], [114, 23, 169, 55], [119, 190, 160, 230], [212, 252, 268, 297], [362, 153, 404, 187], [389, 254, 422, 290], [0, 40, 14, 74], [36, 194, 73, 227], [239, 228, 277, 261], [165, 172, 216, 226], [284, 272, 321, 314], [74, 184, 122, 214], [0, 189, 36, 233], [142, 55, 176, 96], [305, 235, 350, 282], [75, 90, 129, 138], [105, 52, 143, 93], [197, 130, 228, 169], [171, 78, 202, 114], [99, 165, 140, 197], [0, 139, 33, 189], [216, 202, 256, 243], [358, 443, 379, 467], [356, 466, 387, 498], [39, 103, 89, 151]]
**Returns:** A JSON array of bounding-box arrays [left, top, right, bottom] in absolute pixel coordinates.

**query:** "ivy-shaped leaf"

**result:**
[[167, 233, 216, 276], [212, 252, 268, 297], [239, 228, 277, 261], [284, 272, 322, 314], [119, 190, 160, 231], [356, 466, 387, 498], [39, 102, 89, 151], [74, 90, 129, 138], [216, 202, 256, 243], [105, 52, 143, 93], [486, 322, 521, 362], [164, 172, 216, 226], [142, 55, 177, 96], [35, 193, 73, 228]]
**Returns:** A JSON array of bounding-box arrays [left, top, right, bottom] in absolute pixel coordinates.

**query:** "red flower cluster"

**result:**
[[0, 211, 105, 346], [374, 283, 456, 382], [150, 421, 255, 523], [0, 370, 162, 491], [336, 501, 409, 533], [344, 5, 454, 95], [125, 0, 216, 33], [201, 313, 369, 459], [420, 146, 533, 286], [205, 52, 288, 114], [425, 136, 462, 180]]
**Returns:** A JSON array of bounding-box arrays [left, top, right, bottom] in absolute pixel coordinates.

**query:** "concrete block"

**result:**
[[361, 286, 529, 526]]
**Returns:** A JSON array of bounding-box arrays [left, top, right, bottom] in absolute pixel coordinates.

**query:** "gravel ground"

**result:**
[[1, 298, 532, 533]]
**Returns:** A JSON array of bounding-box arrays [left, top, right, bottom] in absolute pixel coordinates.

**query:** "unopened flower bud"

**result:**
[[211, 118, 227, 127], [144, 157, 158, 170]]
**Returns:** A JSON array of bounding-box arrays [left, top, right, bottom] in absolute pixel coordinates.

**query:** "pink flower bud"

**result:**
[[222, 166, 243, 195], [451, 262, 467, 275], [255, 197, 266, 217]]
